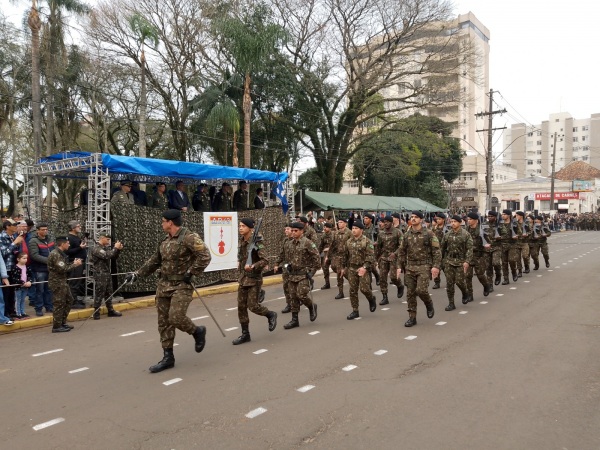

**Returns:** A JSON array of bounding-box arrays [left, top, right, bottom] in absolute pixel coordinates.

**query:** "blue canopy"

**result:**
[[41, 151, 288, 184]]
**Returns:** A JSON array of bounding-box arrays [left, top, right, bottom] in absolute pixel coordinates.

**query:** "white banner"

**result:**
[[203, 212, 238, 272]]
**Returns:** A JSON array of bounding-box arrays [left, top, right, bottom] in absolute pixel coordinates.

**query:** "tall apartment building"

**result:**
[[503, 112, 600, 179]]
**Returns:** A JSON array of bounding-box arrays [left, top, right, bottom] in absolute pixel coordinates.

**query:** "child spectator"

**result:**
[[10, 252, 33, 319], [0, 256, 13, 325]]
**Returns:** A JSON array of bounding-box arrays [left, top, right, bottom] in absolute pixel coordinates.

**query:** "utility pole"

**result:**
[[549, 131, 558, 212], [475, 89, 506, 212]]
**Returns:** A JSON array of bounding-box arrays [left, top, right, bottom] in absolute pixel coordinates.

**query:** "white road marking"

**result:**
[[32, 349, 63, 357], [381, 307, 390, 311], [163, 378, 182, 386], [246, 407, 267, 418], [354, 317, 362, 320], [404, 335, 417, 340], [480, 301, 488, 304], [510, 287, 517, 290], [459, 311, 468, 315], [253, 349, 268, 355], [568, 260, 573, 262], [276, 296, 286, 300], [308, 331, 320, 335], [374, 350, 388, 355], [68, 367, 89, 374], [225, 327, 238, 331], [496, 294, 504, 296], [174, 343, 179, 346], [537, 275, 543, 277], [120, 331, 145, 337], [402, 301, 407, 304], [226, 307, 237, 311], [191, 316, 209, 321], [342, 365, 357, 371], [33, 418, 65, 431], [297, 385, 315, 393], [523, 280, 530, 283], [435, 322, 447, 326]]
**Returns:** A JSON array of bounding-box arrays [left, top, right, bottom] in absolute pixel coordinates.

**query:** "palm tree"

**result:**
[[28, 0, 42, 163], [129, 13, 159, 159]]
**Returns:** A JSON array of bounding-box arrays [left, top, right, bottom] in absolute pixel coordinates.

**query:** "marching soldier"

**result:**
[[363, 214, 380, 285], [486, 211, 503, 286], [298, 216, 318, 243], [276, 224, 294, 313], [440, 215, 472, 310], [318, 222, 334, 289], [232, 218, 277, 345], [496, 209, 519, 284], [465, 212, 492, 300], [274, 222, 319, 329], [340, 220, 376, 320], [128, 209, 211, 373], [328, 218, 352, 299], [90, 234, 124, 320], [48, 237, 83, 333], [514, 211, 531, 276], [376, 215, 403, 305], [431, 213, 447, 289], [397, 211, 441, 327], [530, 215, 551, 269]]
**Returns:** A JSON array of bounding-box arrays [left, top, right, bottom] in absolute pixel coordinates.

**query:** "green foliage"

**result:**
[[297, 168, 325, 192]]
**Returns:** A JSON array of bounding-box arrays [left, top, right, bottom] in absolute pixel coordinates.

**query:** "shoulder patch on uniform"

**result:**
[[59, 261, 65, 267], [311, 243, 317, 248], [99, 249, 106, 254]]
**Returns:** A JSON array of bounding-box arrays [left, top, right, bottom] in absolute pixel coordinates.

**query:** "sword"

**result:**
[[192, 285, 227, 337], [79, 279, 130, 329]]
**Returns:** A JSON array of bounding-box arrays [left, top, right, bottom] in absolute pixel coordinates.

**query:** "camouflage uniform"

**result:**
[[497, 221, 519, 282], [48, 248, 78, 329], [237, 236, 270, 324], [441, 228, 472, 305], [363, 222, 380, 284], [111, 190, 135, 204], [213, 190, 232, 211], [284, 236, 320, 314], [530, 223, 551, 268], [343, 235, 375, 312], [149, 192, 169, 209], [375, 227, 403, 297], [91, 243, 121, 314], [329, 227, 352, 296], [486, 219, 503, 285], [431, 223, 446, 286], [137, 227, 211, 349], [516, 219, 532, 273], [303, 225, 318, 244], [466, 224, 491, 298], [233, 189, 249, 211], [318, 228, 334, 287], [398, 227, 441, 320]]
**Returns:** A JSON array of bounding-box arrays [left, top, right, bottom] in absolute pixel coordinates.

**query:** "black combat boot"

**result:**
[[52, 325, 71, 333], [523, 266, 530, 274], [281, 303, 291, 314], [267, 311, 277, 331], [404, 312, 417, 327], [432, 281, 441, 289], [347, 310, 359, 320], [149, 348, 175, 373], [259, 289, 266, 304], [502, 278, 510, 285], [321, 281, 330, 290], [379, 294, 389, 305], [397, 285, 404, 299], [445, 301, 456, 311], [193, 326, 206, 353], [517, 269, 523, 278], [495, 274, 502, 285], [61, 323, 74, 329], [368, 295, 377, 312], [309, 304, 318, 322], [545, 259, 550, 268], [462, 292, 470, 304], [483, 284, 491, 297], [232, 324, 251, 345], [92, 305, 101, 320], [335, 291, 345, 299], [468, 294, 474, 303], [284, 312, 299, 329], [107, 303, 122, 317], [513, 272, 518, 282], [374, 271, 380, 286], [426, 302, 435, 319], [488, 284, 494, 293], [533, 262, 539, 270]]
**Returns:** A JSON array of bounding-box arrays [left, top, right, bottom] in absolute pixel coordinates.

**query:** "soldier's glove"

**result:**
[[306, 271, 314, 280], [183, 272, 193, 284], [125, 272, 138, 284]]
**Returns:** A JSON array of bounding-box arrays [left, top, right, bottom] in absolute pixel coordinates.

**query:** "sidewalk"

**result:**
[[0, 274, 284, 334]]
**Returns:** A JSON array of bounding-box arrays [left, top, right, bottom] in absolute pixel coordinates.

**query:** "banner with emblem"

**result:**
[[203, 212, 238, 272]]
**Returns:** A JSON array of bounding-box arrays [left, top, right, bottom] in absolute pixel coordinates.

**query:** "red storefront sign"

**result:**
[[534, 192, 579, 200]]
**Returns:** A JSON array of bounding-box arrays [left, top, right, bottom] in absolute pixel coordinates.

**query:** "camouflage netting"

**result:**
[[40, 205, 288, 293]]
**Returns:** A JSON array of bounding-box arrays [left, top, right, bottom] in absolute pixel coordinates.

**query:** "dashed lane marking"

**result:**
[[297, 385, 315, 393], [68, 367, 89, 374], [435, 322, 447, 326], [32, 349, 63, 357], [459, 311, 468, 315], [510, 287, 517, 290], [191, 316, 209, 321], [245, 407, 268, 419], [374, 350, 388, 355], [524, 281, 530, 283], [225, 327, 238, 332], [33, 418, 65, 431], [404, 335, 417, 340], [226, 307, 237, 311], [253, 349, 268, 355], [496, 294, 504, 296], [342, 365, 357, 372], [163, 378, 182, 386], [480, 301, 488, 304], [308, 331, 320, 335], [120, 331, 145, 337]]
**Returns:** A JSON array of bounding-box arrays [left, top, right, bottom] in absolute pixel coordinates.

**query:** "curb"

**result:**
[[0, 275, 283, 334]]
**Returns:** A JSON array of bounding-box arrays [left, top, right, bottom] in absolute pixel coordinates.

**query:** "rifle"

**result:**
[[246, 217, 263, 267], [478, 214, 491, 245]]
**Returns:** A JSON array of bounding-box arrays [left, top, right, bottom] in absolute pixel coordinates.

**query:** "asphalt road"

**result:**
[[1, 231, 599, 449]]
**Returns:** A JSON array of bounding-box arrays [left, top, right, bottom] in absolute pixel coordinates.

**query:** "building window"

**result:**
[[527, 132, 533, 137], [536, 160, 542, 164], [537, 169, 542, 173], [583, 125, 589, 131], [536, 150, 542, 154], [537, 131, 542, 136], [527, 160, 533, 165], [573, 137, 578, 142], [555, 119, 559, 122], [573, 127, 578, 132], [582, 136, 587, 141], [536, 140, 542, 145]]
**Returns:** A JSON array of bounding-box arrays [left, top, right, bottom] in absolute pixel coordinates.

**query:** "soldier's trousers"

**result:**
[[540, 242, 550, 262], [155, 281, 196, 349], [288, 278, 314, 313], [529, 243, 540, 266], [501, 244, 518, 278], [444, 264, 467, 302], [378, 259, 402, 294], [321, 256, 331, 283], [486, 248, 502, 281], [466, 255, 490, 295], [282, 273, 290, 306], [516, 242, 530, 270], [49, 281, 74, 328], [347, 267, 373, 311], [94, 274, 115, 309], [237, 281, 269, 324], [331, 256, 346, 292], [404, 265, 433, 313]]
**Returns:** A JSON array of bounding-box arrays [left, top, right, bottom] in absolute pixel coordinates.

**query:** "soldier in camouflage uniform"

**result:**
[[514, 211, 531, 276], [431, 213, 447, 289], [275, 222, 320, 329], [465, 212, 492, 301], [149, 182, 169, 209], [131, 209, 211, 373], [232, 218, 277, 345], [328, 219, 352, 299], [376, 215, 403, 305], [441, 215, 472, 310], [298, 216, 318, 243], [530, 215, 551, 269], [192, 184, 211, 212], [276, 224, 294, 313], [232, 180, 249, 211], [496, 209, 519, 284], [48, 237, 83, 333], [341, 220, 376, 320], [318, 222, 334, 289], [90, 234, 124, 320], [363, 214, 380, 286], [486, 211, 503, 286], [111, 180, 134, 204], [212, 182, 233, 211], [397, 211, 441, 327]]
